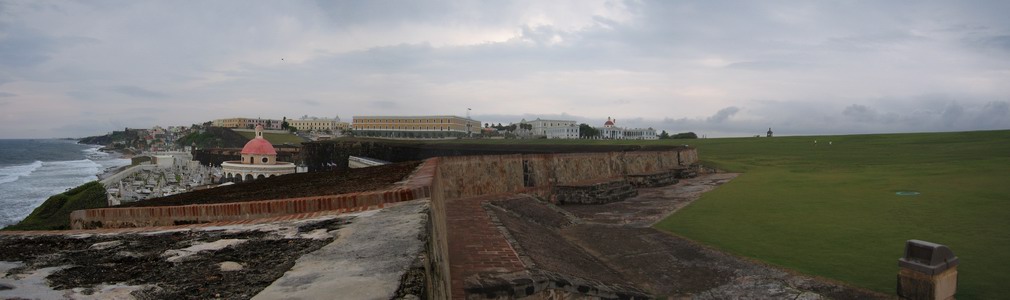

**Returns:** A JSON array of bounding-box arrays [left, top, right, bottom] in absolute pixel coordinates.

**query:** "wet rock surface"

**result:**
[[0, 217, 349, 299]]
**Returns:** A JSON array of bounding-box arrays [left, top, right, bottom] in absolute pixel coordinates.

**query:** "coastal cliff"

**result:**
[[3, 181, 108, 231]]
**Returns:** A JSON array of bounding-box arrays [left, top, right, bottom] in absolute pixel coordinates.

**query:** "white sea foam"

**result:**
[[0, 161, 43, 185], [0, 156, 128, 227]]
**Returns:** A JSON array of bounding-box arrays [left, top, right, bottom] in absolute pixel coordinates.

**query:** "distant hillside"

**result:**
[[176, 127, 249, 149], [79, 129, 145, 147], [234, 130, 307, 145], [3, 181, 108, 231]]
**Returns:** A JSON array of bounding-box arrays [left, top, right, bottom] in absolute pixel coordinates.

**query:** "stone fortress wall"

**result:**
[[65, 142, 699, 299]]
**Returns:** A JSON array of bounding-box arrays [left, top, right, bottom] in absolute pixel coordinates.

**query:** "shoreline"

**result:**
[[76, 140, 136, 182]]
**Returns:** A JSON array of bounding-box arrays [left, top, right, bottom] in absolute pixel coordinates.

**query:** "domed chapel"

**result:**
[[221, 125, 295, 182]]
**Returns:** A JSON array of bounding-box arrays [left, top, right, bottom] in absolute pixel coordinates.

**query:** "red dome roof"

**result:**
[[242, 137, 276, 155], [604, 120, 614, 126]]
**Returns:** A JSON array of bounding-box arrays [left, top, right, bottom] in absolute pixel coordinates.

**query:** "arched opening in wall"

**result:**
[[269, 174, 275, 177], [245, 174, 253, 181], [235, 175, 243, 182], [249, 157, 254, 164], [257, 174, 265, 180]]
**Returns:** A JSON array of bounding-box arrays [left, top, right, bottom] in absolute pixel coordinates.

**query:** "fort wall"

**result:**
[[67, 146, 699, 299]]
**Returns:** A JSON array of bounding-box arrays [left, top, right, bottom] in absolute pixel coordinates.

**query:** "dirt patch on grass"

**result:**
[[120, 161, 420, 207]]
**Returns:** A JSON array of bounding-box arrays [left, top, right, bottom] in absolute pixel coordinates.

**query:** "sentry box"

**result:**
[[897, 240, 958, 300]]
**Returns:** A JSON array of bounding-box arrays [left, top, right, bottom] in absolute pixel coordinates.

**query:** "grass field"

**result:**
[[650, 130, 1010, 299], [235, 131, 306, 145]]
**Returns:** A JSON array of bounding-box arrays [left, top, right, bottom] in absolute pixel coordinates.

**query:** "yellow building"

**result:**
[[213, 117, 282, 130], [352, 115, 481, 138], [287, 118, 349, 132]]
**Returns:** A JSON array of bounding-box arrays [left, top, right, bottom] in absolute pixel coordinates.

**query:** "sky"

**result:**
[[1, 0, 1008, 138]]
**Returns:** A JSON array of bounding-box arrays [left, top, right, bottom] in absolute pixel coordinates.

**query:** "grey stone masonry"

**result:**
[[674, 165, 699, 179], [554, 178, 638, 205], [626, 170, 679, 188]]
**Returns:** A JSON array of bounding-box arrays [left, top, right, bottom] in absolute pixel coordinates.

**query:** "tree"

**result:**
[[672, 132, 698, 139], [578, 123, 600, 138], [520, 123, 532, 130], [288, 126, 299, 133], [659, 130, 670, 139], [484, 123, 489, 128], [281, 117, 289, 129]]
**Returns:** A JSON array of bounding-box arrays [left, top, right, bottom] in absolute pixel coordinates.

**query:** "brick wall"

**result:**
[[425, 158, 452, 300], [69, 159, 437, 230]]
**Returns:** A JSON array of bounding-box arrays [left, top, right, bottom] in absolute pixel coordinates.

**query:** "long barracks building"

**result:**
[[352, 115, 481, 138]]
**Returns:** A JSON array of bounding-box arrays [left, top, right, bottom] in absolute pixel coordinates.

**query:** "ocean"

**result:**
[[0, 139, 131, 227]]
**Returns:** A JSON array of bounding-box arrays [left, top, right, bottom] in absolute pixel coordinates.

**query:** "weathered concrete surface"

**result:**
[[563, 173, 737, 227], [252, 200, 429, 300]]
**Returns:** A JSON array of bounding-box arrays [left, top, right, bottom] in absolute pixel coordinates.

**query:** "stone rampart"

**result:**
[[300, 139, 692, 172], [69, 159, 437, 229], [426, 147, 696, 299], [432, 148, 696, 200]]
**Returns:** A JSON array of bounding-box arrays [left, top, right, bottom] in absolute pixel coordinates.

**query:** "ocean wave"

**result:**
[[0, 159, 105, 226], [0, 161, 44, 185], [82, 146, 109, 158], [32, 159, 103, 178]]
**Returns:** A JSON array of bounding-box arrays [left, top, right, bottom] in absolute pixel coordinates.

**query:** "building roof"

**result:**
[[242, 125, 277, 155]]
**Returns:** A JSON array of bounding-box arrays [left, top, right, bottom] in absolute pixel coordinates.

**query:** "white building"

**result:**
[[221, 125, 296, 182], [521, 118, 580, 139], [597, 117, 657, 140]]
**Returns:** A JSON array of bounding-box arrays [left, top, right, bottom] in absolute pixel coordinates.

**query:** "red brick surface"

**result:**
[[445, 194, 525, 300]]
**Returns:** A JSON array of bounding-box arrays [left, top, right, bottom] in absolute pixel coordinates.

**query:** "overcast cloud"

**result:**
[[1, 0, 1008, 138]]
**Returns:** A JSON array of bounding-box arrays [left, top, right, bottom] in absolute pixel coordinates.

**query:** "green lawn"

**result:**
[[235, 131, 306, 145], [653, 130, 1010, 299]]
